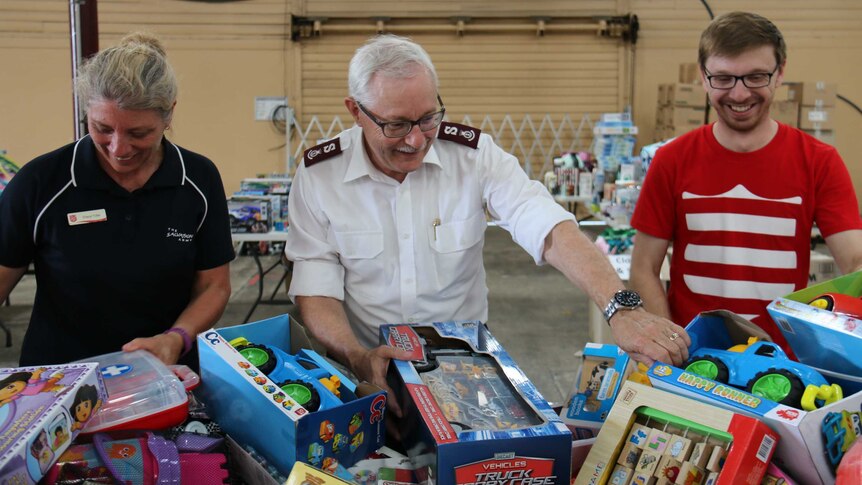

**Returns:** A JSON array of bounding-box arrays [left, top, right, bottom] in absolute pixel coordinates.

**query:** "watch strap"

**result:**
[[164, 327, 192, 358]]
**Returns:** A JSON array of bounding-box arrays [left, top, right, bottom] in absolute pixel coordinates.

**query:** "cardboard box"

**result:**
[[197, 314, 387, 476], [771, 100, 799, 127], [678, 62, 701, 84], [574, 381, 778, 485], [647, 311, 862, 485], [767, 271, 862, 377], [808, 250, 837, 285], [560, 344, 631, 436], [382, 321, 572, 485], [798, 106, 835, 131], [0, 363, 105, 484], [786, 81, 837, 107], [228, 198, 271, 233], [666, 83, 706, 107], [666, 105, 706, 129], [803, 129, 836, 146]]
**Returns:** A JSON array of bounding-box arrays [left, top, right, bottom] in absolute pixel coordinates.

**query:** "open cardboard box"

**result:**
[[647, 310, 861, 484], [198, 314, 387, 476]]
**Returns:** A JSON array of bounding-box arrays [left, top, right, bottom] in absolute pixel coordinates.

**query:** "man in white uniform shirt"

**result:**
[[285, 35, 690, 409]]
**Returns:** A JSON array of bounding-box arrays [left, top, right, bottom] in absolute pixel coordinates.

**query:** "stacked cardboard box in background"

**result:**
[[654, 62, 707, 141], [787, 81, 837, 145]]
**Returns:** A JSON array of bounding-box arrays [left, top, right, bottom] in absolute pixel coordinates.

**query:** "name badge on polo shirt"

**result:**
[[67, 209, 107, 226]]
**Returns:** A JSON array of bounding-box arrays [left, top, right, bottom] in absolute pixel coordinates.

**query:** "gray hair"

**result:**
[[75, 32, 177, 122], [348, 34, 438, 105]]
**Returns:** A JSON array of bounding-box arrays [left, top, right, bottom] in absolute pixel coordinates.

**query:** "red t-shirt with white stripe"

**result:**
[[632, 123, 862, 351]]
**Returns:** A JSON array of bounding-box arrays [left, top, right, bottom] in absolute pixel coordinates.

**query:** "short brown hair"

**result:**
[[698, 12, 786, 69]]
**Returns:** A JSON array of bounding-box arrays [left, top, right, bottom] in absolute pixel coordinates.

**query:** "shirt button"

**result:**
[[401, 233, 409, 240], [125, 214, 133, 221], [405, 278, 413, 284]]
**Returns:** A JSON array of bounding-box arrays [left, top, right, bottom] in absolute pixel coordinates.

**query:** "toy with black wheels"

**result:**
[[745, 368, 805, 408], [234, 343, 277, 376], [684, 355, 729, 383], [278, 379, 321, 412]]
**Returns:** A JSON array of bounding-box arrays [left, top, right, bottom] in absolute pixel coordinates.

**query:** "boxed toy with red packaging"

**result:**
[[381, 321, 572, 485], [646, 310, 862, 484], [0, 363, 105, 484], [574, 381, 779, 485], [198, 314, 387, 477]]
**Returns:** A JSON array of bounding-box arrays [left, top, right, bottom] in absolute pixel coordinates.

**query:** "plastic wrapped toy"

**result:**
[[809, 293, 862, 319]]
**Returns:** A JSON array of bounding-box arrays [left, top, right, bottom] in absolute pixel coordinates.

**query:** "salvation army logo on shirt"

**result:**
[[166, 227, 194, 243]]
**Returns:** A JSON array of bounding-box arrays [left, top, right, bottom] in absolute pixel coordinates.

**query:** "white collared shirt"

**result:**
[[286, 125, 576, 348]]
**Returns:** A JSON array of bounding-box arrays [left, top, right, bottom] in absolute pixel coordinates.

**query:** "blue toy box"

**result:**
[[0, 363, 105, 484], [767, 270, 862, 378], [197, 314, 387, 476], [560, 343, 631, 438], [646, 310, 862, 485], [381, 321, 572, 485]]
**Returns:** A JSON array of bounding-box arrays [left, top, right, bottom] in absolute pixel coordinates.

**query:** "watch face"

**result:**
[[615, 290, 642, 308]]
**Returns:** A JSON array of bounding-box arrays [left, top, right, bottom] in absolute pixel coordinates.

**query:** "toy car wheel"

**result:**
[[278, 379, 321, 412], [236, 343, 277, 375], [412, 356, 438, 373], [684, 355, 729, 383], [745, 368, 805, 407]]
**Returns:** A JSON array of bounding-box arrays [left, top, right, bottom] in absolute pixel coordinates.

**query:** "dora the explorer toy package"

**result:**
[[0, 363, 104, 484]]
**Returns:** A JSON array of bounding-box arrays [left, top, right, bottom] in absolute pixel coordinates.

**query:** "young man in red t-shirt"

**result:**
[[630, 12, 862, 352]]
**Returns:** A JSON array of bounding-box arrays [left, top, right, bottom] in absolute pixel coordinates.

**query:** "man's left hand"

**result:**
[[609, 308, 690, 367]]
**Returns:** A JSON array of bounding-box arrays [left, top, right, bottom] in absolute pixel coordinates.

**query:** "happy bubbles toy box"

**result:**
[[198, 313, 387, 477], [381, 321, 572, 485], [0, 363, 104, 484]]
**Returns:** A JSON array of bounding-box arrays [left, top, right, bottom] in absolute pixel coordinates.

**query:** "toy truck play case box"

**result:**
[[646, 310, 860, 485], [767, 270, 862, 379], [0, 363, 104, 484], [575, 381, 779, 485], [381, 321, 572, 485], [198, 314, 387, 476]]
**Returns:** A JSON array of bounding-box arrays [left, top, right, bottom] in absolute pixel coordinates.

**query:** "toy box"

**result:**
[[646, 310, 862, 484], [198, 314, 387, 476], [767, 270, 862, 377], [560, 343, 632, 437], [381, 321, 572, 485], [228, 197, 271, 233], [0, 363, 105, 484], [575, 381, 779, 485]]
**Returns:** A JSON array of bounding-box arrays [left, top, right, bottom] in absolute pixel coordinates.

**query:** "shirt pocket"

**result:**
[[334, 230, 384, 259], [430, 211, 487, 253], [333, 229, 386, 298]]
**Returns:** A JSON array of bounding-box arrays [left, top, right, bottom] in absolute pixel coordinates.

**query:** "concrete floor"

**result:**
[[0, 226, 593, 404]]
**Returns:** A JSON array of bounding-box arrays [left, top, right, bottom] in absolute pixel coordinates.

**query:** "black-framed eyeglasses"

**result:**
[[704, 66, 779, 90], [355, 95, 446, 138]]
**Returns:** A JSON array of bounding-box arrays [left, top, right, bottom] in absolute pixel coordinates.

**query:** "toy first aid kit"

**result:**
[[0, 363, 104, 484], [646, 310, 860, 484], [74, 350, 199, 433], [560, 343, 632, 438], [575, 381, 779, 485], [198, 314, 387, 476], [382, 321, 572, 485], [767, 270, 862, 379]]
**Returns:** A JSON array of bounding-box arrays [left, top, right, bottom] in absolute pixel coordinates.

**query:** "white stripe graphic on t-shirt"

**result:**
[[686, 213, 796, 236], [682, 184, 802, 204], [683, 274, 794, 300], [684, 244, 797, 269], [738, 314, 759, 321]]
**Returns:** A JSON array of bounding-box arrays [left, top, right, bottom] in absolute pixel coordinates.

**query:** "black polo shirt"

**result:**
[[0, 136, 234, 365]]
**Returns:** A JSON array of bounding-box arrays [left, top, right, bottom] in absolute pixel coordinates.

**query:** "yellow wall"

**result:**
[[2, 1, 861, 209]]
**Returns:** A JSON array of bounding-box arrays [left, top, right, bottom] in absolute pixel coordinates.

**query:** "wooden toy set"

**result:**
[[575, 382, 778, 485]]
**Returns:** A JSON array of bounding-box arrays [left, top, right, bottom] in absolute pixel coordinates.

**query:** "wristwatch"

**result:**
[[603, 290, 643, 323]]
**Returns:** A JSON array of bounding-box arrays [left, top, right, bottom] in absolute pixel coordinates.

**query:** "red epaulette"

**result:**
[[303, 138, 343, 168], [437, 121, 481, 149]]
